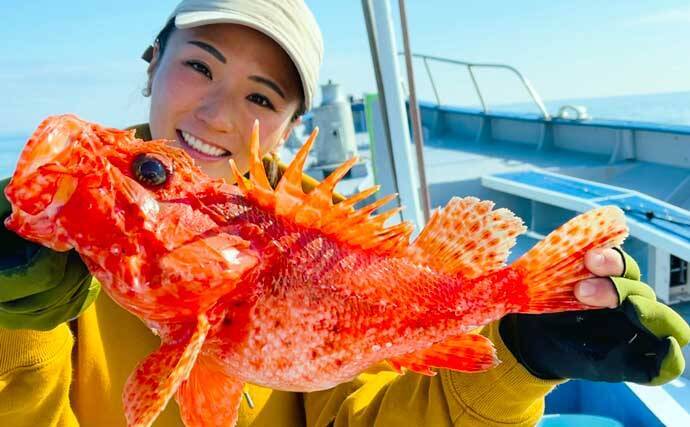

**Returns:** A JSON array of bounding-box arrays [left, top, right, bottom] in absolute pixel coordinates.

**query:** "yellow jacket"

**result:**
[[0, 125, 560, 426]]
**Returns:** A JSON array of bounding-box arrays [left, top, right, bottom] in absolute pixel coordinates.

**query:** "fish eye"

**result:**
[[132, 154, 170, 187]]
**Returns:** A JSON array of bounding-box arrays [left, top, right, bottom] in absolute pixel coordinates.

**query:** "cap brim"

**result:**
[[141, 45, 154, 63]]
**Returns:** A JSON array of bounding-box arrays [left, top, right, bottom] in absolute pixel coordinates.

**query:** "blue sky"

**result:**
[[1, 1, 689, 136]]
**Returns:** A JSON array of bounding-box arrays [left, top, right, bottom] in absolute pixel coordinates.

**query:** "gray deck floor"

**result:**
[[420, 137, 611, 185]]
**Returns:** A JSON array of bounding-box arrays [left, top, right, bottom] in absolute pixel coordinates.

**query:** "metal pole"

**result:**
[[364, 0, 425, 228], [398, 0, 430, 222], [361, 0, 400, 191]]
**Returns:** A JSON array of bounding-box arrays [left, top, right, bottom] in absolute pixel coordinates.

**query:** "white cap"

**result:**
[[146, 0, 323, 109]]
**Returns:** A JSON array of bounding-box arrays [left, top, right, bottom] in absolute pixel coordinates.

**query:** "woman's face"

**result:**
[[147, 24, 303, 181]]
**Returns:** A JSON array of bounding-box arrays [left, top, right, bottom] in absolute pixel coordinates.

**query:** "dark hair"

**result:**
[[144, 19, 306, 120], [154, 19, 177, 62]]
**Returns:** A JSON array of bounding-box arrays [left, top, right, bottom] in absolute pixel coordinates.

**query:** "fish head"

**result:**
[[5, 115, 257, 319], [4, 114, 217, 252]]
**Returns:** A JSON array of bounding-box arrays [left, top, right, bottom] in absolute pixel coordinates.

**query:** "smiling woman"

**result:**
[[145, 23, 305, 181], [1, 1, 689, 427]]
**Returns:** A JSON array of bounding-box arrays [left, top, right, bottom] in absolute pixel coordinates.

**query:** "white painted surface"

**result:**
[[649, 246, 671, 303], [627, 379, 690, 427]]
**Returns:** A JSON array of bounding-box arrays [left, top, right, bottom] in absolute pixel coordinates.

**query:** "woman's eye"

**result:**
[[247, 93, 275, 110], [185, 60, 212, 79]]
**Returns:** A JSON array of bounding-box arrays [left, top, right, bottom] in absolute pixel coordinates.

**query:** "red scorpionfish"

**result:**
[[4, 115, 628, 427]]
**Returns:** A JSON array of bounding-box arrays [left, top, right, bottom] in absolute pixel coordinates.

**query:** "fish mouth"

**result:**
[[6, 116, 86, 216], [176, 130, 232, 161], [3, 115, 87, 249]]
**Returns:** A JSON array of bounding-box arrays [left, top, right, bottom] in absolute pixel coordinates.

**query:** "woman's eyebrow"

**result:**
[[248, 76, 286, 99], [188, 40, 227, 64]]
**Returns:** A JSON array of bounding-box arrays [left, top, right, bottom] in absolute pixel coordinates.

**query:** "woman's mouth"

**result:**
[[177, 130, 231, 161]]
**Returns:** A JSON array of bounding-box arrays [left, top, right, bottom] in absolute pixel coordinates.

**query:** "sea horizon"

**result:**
[[2, 89, 690, 177]]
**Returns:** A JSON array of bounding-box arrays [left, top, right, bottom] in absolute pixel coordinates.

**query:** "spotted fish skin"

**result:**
[[4, 115, 629, 427]]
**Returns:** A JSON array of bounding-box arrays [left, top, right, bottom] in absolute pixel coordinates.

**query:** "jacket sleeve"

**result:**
[[0, 325, 79, 427], [303, 321, 562, 427]]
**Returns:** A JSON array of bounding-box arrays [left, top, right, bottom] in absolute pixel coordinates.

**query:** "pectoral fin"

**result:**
[[176, 354, 245, 427], [123, 315, 210, 427], [160, 233, 258, 294]]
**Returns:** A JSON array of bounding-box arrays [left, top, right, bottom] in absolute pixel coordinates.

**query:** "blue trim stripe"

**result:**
[[418, 101, 690, 136]]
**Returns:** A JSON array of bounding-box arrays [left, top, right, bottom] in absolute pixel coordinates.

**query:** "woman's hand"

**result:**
[[573, 248, 624, 308], [500, 247, 690, 385]]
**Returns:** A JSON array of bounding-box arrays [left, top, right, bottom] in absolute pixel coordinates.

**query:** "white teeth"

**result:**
[[181, 131, 229, 157]]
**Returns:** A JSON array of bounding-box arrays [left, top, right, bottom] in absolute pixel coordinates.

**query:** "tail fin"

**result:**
[[510, 206, 628, 313]]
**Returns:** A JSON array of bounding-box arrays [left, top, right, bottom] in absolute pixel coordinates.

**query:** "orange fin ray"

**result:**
[[123, 315, 210, 427], [304, 156, 360, 210], [370, 207, 402, 227], [322, 191, 390, 233], [273, 128, 318, 217], [338, 185, 380, 209], [248, 120, 272, 191], [406, 197, 526, 278], [319, 156, 359, 190], [358, 193, 398, 216], [277, 127, 318, 192], [229, 158, 248, 192], [238, 122, 412, 256], [176, 355, 245, 427], [511, 206, 628, 313], [388, 334, 499, 375]]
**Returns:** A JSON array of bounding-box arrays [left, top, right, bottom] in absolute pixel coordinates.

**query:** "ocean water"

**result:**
[[2, 91, 690, 179], [493, 90, 690, 125], [1, 134, 27, 180]]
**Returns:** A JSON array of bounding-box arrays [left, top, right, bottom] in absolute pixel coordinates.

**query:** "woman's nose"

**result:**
[[194, 92, 236, 133]]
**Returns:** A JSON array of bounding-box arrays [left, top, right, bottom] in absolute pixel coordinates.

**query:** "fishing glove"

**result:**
[[0, 177, 99, 330], [500, 250, 690, 385]]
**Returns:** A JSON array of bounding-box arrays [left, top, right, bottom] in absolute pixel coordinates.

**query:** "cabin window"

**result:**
[[670, 255, 688, 287]]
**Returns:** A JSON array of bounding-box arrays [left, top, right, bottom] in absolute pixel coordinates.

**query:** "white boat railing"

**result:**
[[402, 53, 552, 120]]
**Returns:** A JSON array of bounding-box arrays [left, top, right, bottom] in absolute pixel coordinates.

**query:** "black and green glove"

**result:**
[[501, 251, 690, 385], [0, 177, 99, 330]]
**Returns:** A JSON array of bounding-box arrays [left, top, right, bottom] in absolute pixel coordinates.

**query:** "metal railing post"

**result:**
[[399, 53, 552, 120], [519, 77, 551, 120], [467, 65, 488, 113], [422, 57, 441, 105]]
